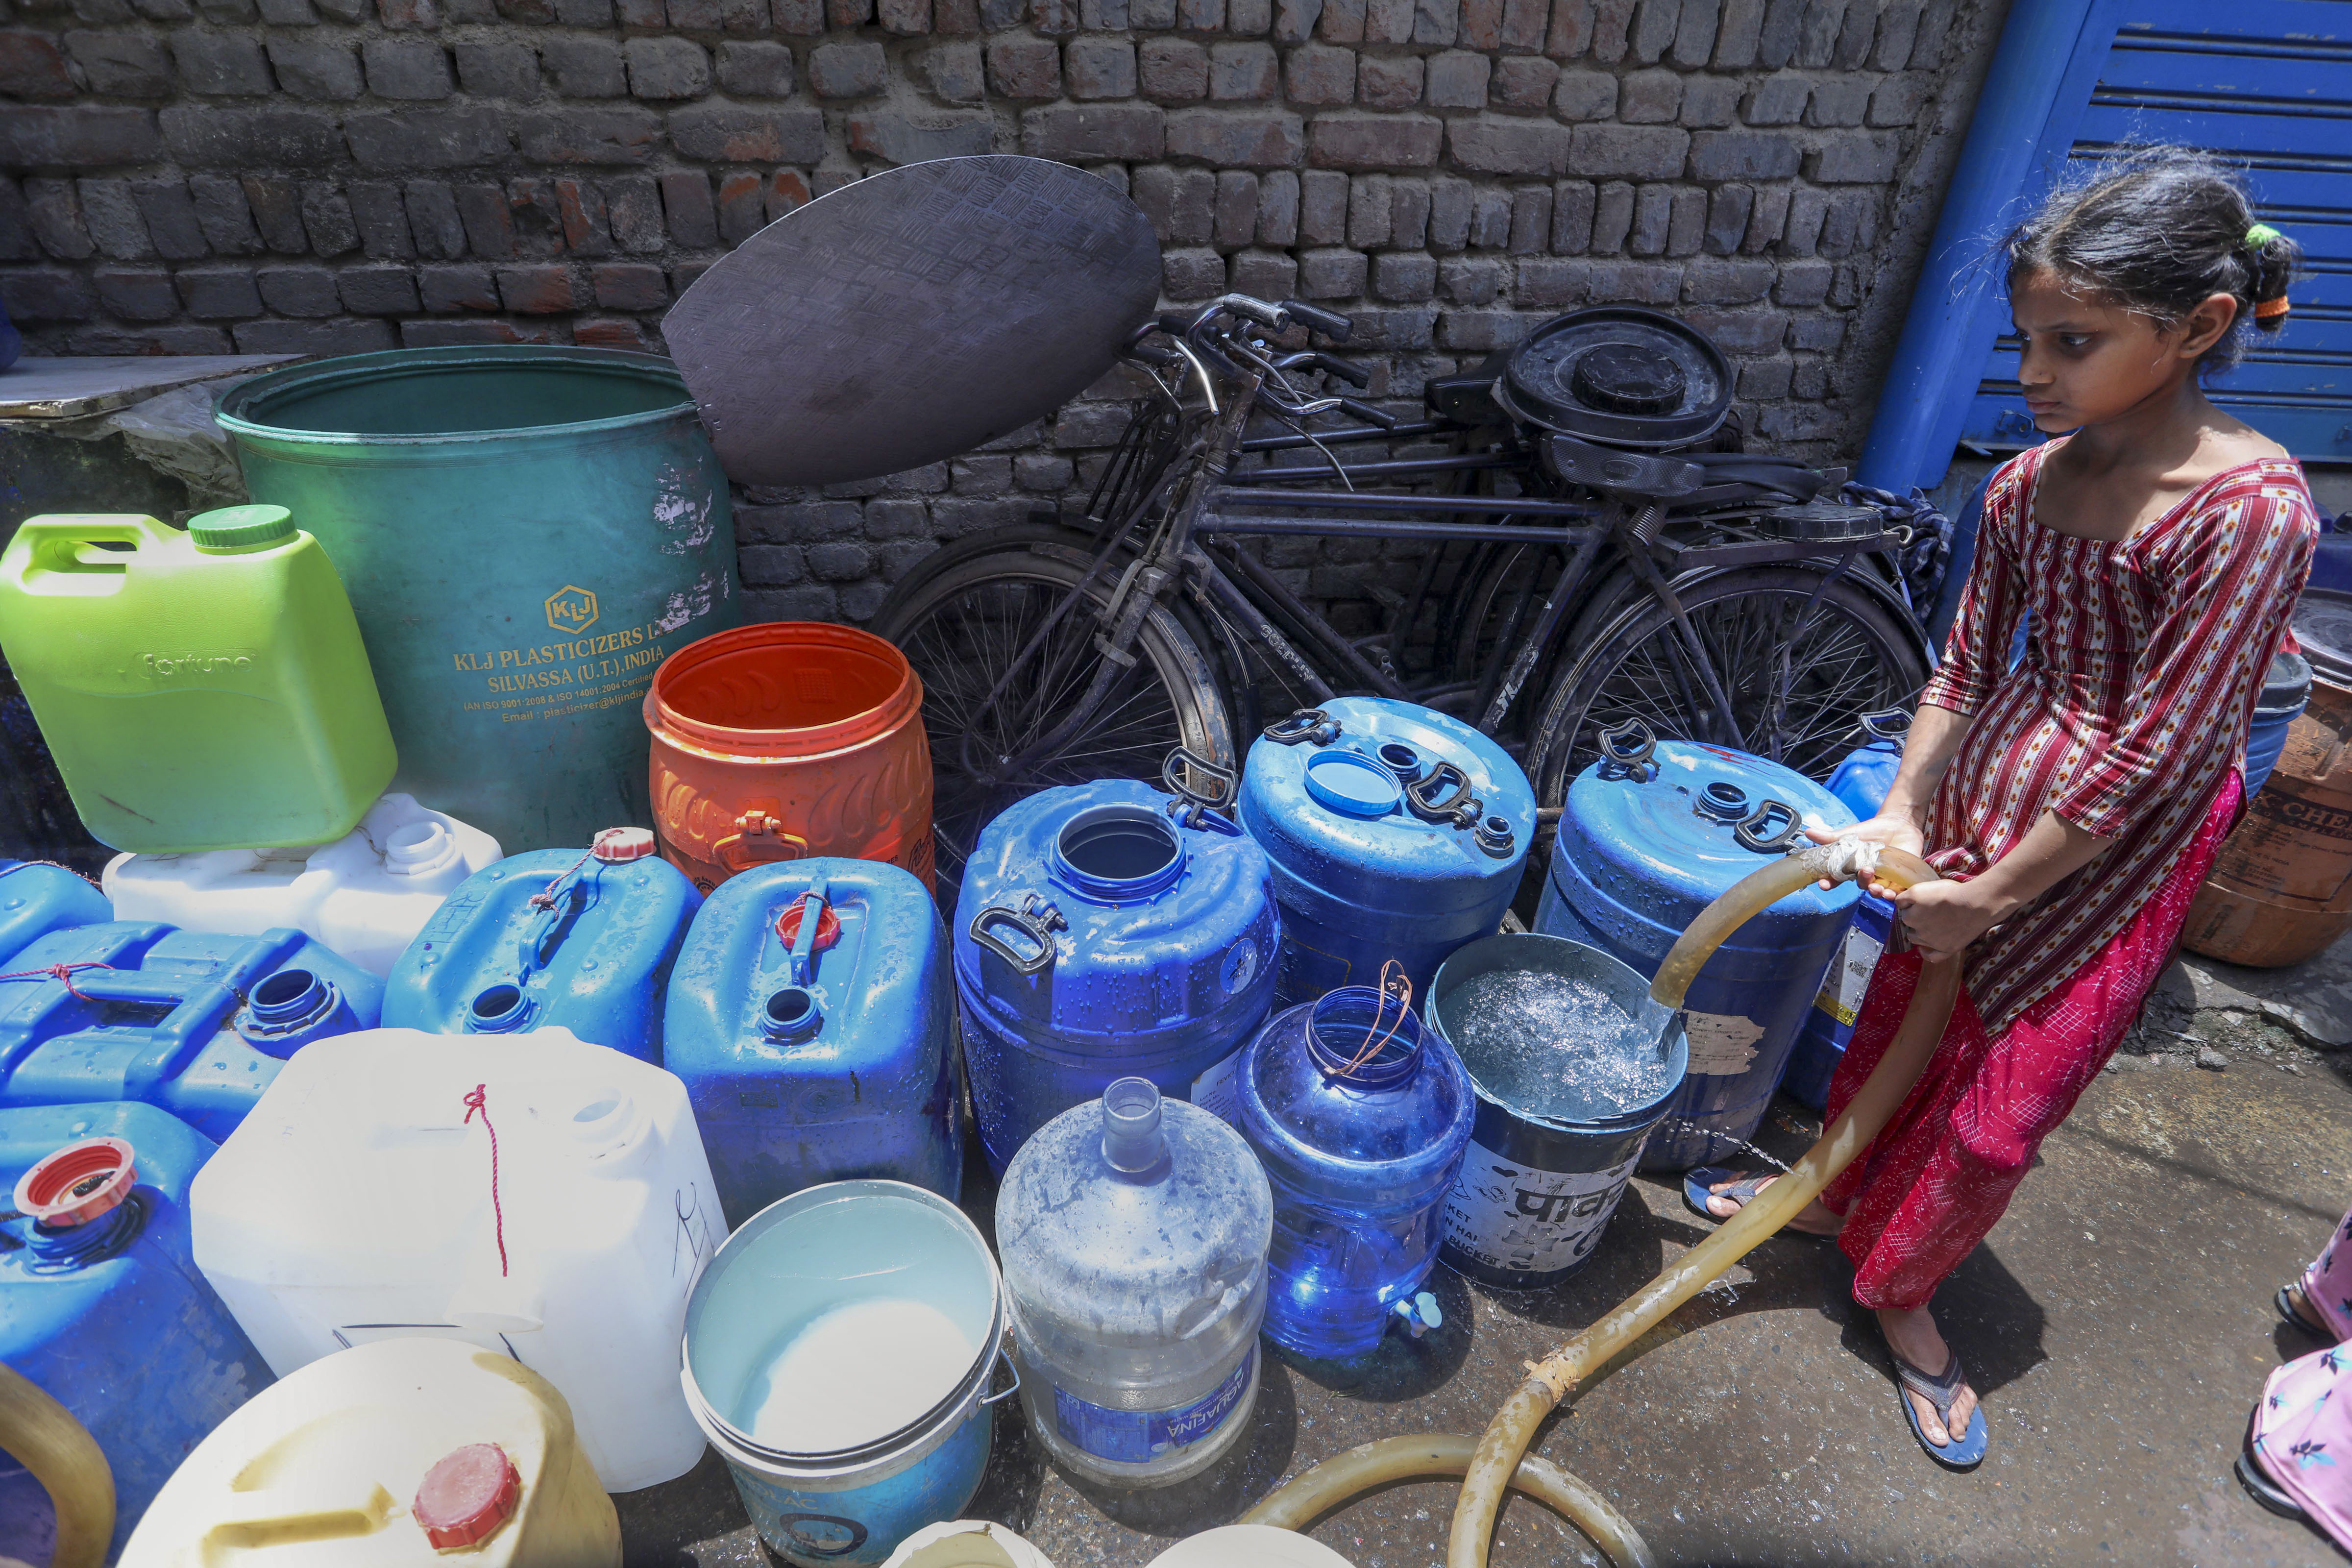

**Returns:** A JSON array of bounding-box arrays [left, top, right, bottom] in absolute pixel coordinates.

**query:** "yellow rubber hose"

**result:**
[[0, 1360, 114, 1568], [1240, 1434, 1657, 1568], [1243, 840, 1958, 1568]]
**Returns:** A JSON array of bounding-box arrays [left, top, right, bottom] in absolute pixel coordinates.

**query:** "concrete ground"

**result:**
[[618, 946, 2352, 1568]]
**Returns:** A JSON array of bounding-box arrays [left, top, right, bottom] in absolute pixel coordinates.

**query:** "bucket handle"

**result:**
[[1403, 762, 1481, 831], [715, 811, 810, 874], [969, 896, 1066, 977], [978, 1341, 1022, 1407], [1733, 798, 1802, 852], [1597, 717, 1657, 773], [1264, 708, 1340, 746], [1163, 747, 1242, 835]]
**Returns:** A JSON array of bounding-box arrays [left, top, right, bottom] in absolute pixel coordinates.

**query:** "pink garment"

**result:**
[[2301, 1208, 2352, 1342], [2253, 1343, 2352, 1551]]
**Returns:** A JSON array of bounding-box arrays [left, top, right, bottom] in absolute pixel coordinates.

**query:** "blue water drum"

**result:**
[[2248, 648, 2314, 800], [1537, 722, 1859, 1171], [954, 773, 1279, 1175], [0, 861, 110, 969], [1238, 700, 1536, 1008], [0, 1102, 274, 1560], [0, 924, 381, 1140], [1825, 709, 1909, 821], [665, 858, 961, 1228], [1781, 893, 1895, 1113], [1232, 986, 1474, 1360], [384, 827, 699, 1061]]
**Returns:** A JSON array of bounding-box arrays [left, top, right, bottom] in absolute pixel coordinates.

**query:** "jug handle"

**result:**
[[785, 879, 830, 987], [1596, 717, 1657, 772], [517, 879, 588, 978], [200, 1483, 397, 1542], [979, 1340, 1023, 1407], [1734, 798, 1802, 852], [1856, 707, 1911, 744], [1264, 708, 1340, 746], [9, 514, 158, 585], [1163, 746, 1242, 834], [969, 898, 1065, 977], [715, 813, 810, 873], [1404, 762, 1481, 830]]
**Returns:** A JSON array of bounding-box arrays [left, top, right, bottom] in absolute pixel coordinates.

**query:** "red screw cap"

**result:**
[[774, 896, 842, 953], [414, 1443, 521, 1549], [14, 1137, 136, 1228], [591, 827, 657, 863]]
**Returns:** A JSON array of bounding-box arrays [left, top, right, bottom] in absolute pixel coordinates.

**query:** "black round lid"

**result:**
[[2295, 590, 2352, 689], [1496, 308, 1734, 448]]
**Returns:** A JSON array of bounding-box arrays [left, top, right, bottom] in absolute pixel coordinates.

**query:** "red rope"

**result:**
[[0, 962, 114, 1002], [526, 831, 620, 910], [462, 1084, 509, 1277]]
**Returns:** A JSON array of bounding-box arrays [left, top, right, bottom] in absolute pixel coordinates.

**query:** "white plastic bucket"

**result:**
[[681, 1180, 1014, 1568]]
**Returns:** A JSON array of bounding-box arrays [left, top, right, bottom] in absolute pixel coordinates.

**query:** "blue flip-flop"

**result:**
[[1682, 1166, 1773, 1223], [1890, 1345, 1987, 1470]]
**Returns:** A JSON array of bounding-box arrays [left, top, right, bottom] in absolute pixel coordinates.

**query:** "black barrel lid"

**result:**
[[1494, 308, 1733, 449], [2294, 589, 2352, 690]]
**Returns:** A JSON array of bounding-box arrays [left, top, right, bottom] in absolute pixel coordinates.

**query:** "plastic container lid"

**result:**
[[591, 826, 657, 862], [1302, 751, 1402, 817], [413, 1442, 521, 1548], [774, 895, 843, 952], [186, 503, 297, 551], [14, 1135, 137, 1227]]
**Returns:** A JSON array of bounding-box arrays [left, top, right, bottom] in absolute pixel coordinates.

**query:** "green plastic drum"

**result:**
[[218, 346, 741, 853]]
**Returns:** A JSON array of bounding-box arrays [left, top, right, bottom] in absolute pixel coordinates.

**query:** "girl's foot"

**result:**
[[1700, 1173, 1844, 1236], [1879, 1305, 1979, 1452], [2277, 1282, 2337, 1339]]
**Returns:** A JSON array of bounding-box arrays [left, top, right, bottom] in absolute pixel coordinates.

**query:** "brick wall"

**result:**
[[0, 0, 2009, 623]]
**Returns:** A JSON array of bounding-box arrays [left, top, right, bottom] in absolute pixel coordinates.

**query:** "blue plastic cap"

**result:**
[[1302, 751, 1402, 818]]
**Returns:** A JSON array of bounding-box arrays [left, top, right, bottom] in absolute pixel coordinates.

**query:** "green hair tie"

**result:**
[[2248, 222, 2283, 247]]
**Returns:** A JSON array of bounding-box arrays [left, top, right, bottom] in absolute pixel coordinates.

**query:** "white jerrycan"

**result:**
[[189, 1027, 725, 1492], [104, 792, 500, 976], [121, 1337, 621, 1565]]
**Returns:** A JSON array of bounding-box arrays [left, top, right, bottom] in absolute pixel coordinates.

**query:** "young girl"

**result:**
[[1693, 148, 2318, 1467]]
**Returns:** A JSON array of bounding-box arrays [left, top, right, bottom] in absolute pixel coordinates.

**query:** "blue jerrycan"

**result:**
[[0, 924, 382, 1140], [1783, 892, 1896, 1112], [1237, 699, 1535, 1008], [384, 827, 700, 1061], [663, 858, 962, 1228], [1824, 708, 1908, 820], [0, 1103, 273, 1561], [954, 766, 1279, 1175], [0, 861, 110, 969], [1537, 720, 1860, 1171]]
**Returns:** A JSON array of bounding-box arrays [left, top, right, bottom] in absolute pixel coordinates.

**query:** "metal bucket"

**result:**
[[1427, 933, 1686, 1290], [682, 1180, 1012, 1568], [217, 346, 741, 854]]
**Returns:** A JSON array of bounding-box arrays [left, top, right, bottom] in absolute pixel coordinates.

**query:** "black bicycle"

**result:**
[[871, 296, 1937, 889]]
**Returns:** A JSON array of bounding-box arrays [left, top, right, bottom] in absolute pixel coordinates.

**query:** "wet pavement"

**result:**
[[618, 994, 2352, 1568]]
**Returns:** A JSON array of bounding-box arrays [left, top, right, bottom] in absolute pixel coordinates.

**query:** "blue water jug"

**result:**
[[1237, 700, 1535, 1007], [0, 861, 110, 969], [664, 858, 961, 1228], [955, 771, 1279, 1175], [1537, 721, 1859, 1171], [384, 827, 699, 1061], [1782, 893, 1895, 1112], [0, 1102, 273, 1561], [0, 924, 381, 1140], [1825, 709, 1908, 821], [1231, 985, 1474, 1360], [2247, 648, 2313, 799]]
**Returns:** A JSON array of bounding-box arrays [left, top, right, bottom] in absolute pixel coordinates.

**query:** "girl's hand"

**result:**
[[1888, 878, 2008, 962], [1804, 813, 1926, 893]]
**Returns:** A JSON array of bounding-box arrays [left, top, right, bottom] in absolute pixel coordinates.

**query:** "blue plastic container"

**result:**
[[0, 860, 110, 970], [954, 775, 1279, 1174], [0, 923, 382, 1140], [1238, 700, 1536, 1007], [384, 830, 700, 1061], [1825, 709, 1910, 821], [0, 1102, 274, 1561], [2247, 649, 2313, 800], [681, 1181, 1010, 1568], [665, 858, 961, 1228], [1233, 986, 1475, 1359], [1781, 893, 1896, 1113], [1537, 726, 1859, 1171]]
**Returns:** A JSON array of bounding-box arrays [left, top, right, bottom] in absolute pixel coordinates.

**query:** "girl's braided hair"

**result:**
[[2004, 146, 2300, 372]]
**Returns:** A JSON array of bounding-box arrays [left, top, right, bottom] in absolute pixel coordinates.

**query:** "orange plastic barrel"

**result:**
[[2182, 678, 2352, 967], [644, 623, 933, 894]]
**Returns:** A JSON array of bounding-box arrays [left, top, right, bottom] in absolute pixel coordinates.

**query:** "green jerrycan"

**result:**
[[0, 506, 397, 853]]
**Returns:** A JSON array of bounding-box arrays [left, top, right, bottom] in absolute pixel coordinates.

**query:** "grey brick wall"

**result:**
[[0, 0, 2010, 623]]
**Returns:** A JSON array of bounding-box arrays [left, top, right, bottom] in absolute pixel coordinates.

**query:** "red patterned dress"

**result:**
[[1820, 442, 2318, 1311]]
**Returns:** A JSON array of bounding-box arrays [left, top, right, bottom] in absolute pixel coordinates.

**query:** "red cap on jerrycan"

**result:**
[[14, 1136, 137, 1227], [414, 1443, 523, 1548], [591, 827, 657, 863]]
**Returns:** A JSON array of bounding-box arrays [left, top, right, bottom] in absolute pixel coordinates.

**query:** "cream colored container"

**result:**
[[119, 1337, 618, 1565]]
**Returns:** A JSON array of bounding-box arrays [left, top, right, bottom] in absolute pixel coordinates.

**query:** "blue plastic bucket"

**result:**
[[1426, 933, 1687, 1289], [2246, 648, 2313, 800], [681, 1180, 1011, 1568]]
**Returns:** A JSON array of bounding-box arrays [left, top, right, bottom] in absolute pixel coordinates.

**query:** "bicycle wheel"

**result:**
[[867, 524, 1234, 893], [1525, 564, 1929, 802]]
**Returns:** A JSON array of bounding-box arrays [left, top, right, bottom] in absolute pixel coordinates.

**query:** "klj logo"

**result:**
[[545, 585, 598, 634]]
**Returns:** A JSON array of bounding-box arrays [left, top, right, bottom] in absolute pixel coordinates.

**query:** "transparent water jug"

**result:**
[[105, 792, 501, 976], [995, 1078, 1270, 1489], [1231, 986, 1475, 1359]]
